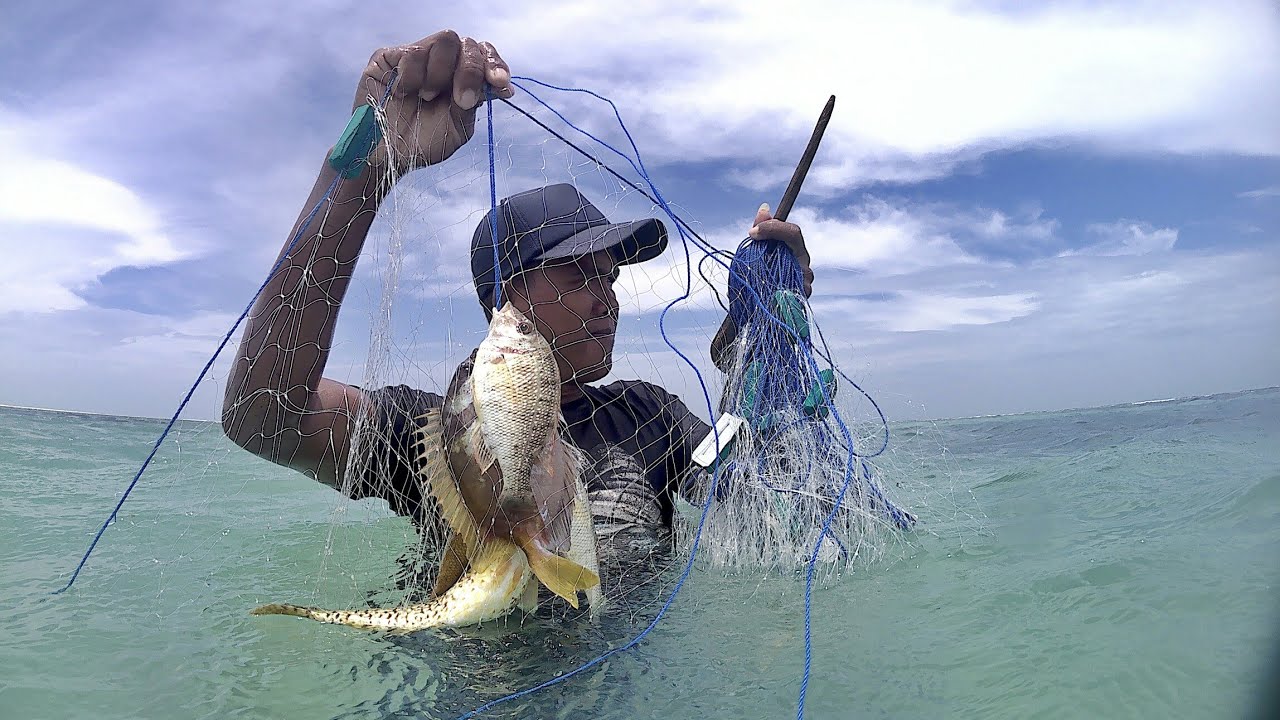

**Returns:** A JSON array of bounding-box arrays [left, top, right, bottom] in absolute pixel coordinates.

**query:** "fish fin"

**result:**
[[517, 573, 540, 613], [414, 409, 489, 598], [427, 538, 531, 628], [515, 527, 599, 609], [414, 410, 479, 539], [432, 532, 471, 597], [442, 352, 478, 443], [565, 442, 603, 613], [464, 420, 498, 474], [530, 432, 576, 555]]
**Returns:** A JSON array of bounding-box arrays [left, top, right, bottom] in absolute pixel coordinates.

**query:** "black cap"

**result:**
[[471, 183, 668, 311]]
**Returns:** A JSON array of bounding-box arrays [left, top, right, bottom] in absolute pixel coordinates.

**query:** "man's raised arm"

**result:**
[[221, 31, 512, 488]]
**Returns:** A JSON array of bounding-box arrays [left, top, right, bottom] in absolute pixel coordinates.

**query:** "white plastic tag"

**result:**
[[692, 413, 745, 469]]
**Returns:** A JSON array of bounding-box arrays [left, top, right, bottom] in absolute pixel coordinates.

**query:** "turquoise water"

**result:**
[[1, 388, 1277, 719]]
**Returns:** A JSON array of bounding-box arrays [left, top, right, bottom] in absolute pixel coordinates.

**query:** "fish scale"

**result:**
[[473, 311, 560, 491], [465, 303, 600, 607]]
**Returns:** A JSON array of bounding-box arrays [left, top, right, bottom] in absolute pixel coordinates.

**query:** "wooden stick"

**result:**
[[711, 95, 837, 371], [774, 95, 836, 222]]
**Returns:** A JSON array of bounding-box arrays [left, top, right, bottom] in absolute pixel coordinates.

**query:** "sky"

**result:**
[[0, 0, 1277, 422]]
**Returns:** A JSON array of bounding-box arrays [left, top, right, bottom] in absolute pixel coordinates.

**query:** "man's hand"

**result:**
[[355, 30, 513, 177], [748, 203, 814, 297], [710, 203, 815, 371]]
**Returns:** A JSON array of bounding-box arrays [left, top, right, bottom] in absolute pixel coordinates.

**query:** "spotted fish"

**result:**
[[250, 303, 600, 630], [249, 410, 538, 630]]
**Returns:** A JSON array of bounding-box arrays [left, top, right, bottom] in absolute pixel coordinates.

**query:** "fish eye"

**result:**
[[516, 320, 533, 334]]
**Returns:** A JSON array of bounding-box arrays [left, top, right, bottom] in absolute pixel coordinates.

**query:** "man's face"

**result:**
[[506, 248, 621, 385]]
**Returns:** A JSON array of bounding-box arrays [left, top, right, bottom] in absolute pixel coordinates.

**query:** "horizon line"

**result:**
[[3, 384, 1276, 426]]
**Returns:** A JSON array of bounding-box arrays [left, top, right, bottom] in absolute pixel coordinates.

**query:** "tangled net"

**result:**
[[50, 73, 971, 720]]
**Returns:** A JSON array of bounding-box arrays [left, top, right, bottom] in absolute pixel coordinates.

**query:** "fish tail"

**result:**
[[250, 603, 317, 619], [515, 525, 599, 609], [249, 603, 390, 628]]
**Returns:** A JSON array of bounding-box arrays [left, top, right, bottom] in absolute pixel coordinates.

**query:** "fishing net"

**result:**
[[48, 74, 981, 718]]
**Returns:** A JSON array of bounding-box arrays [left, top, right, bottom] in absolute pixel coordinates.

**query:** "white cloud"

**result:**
[[792, 202, 980, 274], [1, 0, 1266, 315], [814, 291, 1040, 333], [1238, 185, 1280, 199], [617, 250, 727, 317], [973, 209, 1058, 242], [804, 246, 1279, 418], [765, 199, 1058, 274], [0, 307, 240, 418], [612, 197, 1069, 316], [41, 0, 1266, 199], [1, 0, 1276, 420], [113, 311, 242, 358], [476, 0, 1280, 190], [1065, 221, 1179, 257], [0, 119, 192, 314]]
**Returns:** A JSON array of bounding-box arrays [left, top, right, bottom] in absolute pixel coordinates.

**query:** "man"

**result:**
[[222, 31, 813, 553]]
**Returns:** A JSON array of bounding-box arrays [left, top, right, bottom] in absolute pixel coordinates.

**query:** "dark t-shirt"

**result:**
[[347, 380, 712, 534]]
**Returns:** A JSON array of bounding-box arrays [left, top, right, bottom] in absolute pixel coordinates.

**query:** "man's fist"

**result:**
[[354, 30, 513, 176]]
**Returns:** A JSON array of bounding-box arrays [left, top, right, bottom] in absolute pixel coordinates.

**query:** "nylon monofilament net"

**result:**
[[50, 73, 980, 719]]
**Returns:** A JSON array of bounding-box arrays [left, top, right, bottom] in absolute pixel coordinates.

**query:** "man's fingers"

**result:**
[[750, 218, 811, 265], [452, 36, 487, 110], [752, 202, 772, 228], [480, 42, 514, 98], [364, 33, 512, 108], [363, 30, 459, 102], [358, 48, 398, 105], [420, 30, 462, 103], [391, 45, 430, 100], [749, 218, 803, 247]]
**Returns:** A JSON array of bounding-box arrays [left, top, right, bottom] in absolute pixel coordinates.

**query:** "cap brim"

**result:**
[[539, 218, 668, 265]]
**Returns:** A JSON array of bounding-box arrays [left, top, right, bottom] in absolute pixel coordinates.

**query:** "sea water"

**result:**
[[1, 388, 1277, 719]]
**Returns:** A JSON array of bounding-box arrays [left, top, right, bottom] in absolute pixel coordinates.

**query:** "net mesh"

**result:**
[[54, 75, 984, 716]]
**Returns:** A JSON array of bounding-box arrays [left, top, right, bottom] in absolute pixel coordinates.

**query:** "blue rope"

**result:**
[[480, 79, 915, 719], [726, 236, 912, 529], [55, 72, 400, 594], [473, 78, 912, 720], [486, 85, 502, 310], [812, 318, 890, 459], [56, 65, 908, 719], [53, 172, 342, 595], [462, 458, 722, 718], [460, 83, 728, 720], [722, 230, 862, 718]]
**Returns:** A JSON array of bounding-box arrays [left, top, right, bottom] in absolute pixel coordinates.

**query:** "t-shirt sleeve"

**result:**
[[647, 384, 713, 500], [347, 384, 443, 520]]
